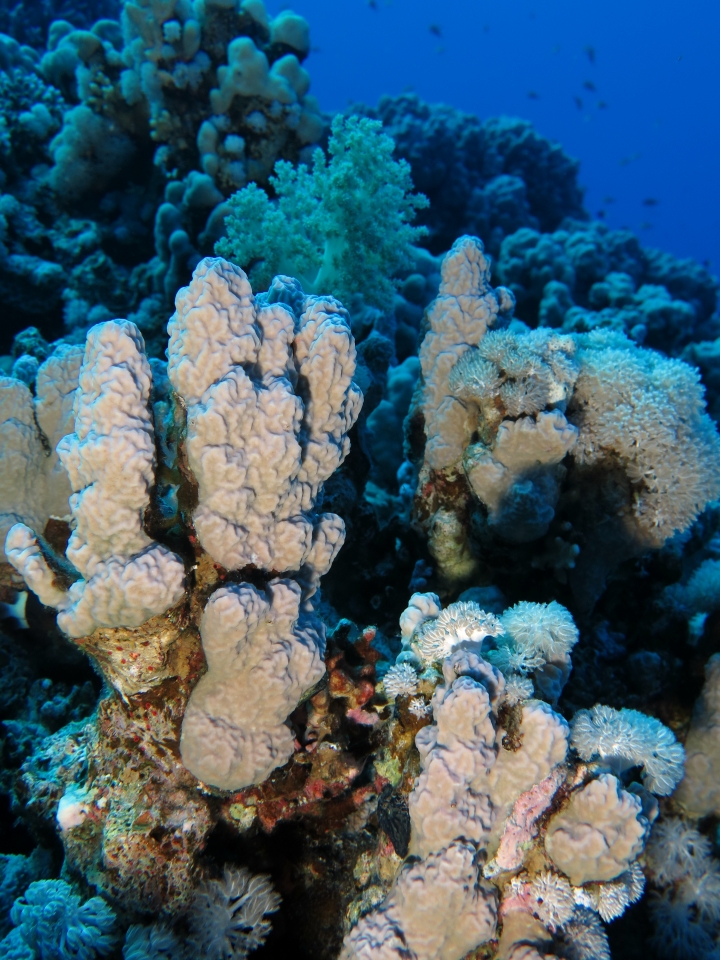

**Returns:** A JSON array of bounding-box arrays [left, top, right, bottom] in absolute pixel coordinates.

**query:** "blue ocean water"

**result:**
[[286, 0, 720, 270]]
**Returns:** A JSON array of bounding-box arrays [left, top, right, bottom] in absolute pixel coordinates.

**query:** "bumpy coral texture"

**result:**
[[167, 257, 362, 582], [0, 345, 82, 558], [340, 840, 497, 960], [418, 235, 515, 471], [217, 114, 428, 307], [6, 321, 186, 639], [544, 774, 647, 885], [675, 654, 720, 817], [179, 579, 326, 790]]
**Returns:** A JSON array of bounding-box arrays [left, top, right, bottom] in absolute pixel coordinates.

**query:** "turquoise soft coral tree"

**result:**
[[216, 114, 428, 306]]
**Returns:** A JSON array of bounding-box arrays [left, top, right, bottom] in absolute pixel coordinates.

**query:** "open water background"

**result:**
[[277, 0, 720, 271]]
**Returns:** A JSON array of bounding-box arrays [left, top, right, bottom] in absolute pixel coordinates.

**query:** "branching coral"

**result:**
[[216, 114, 428, 307], [7, 260, 362, 808], [188, 866, 280, 960]]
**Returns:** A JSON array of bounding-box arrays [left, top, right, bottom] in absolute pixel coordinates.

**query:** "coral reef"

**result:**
[[0, 0, 325, 352], [217, 114, 428, 307], [407, 236, 720, 604], [351, 93, 586, 254], [3, 255, 362, 923], [0, 5, 719, 957], [341, 595, 678, 960]]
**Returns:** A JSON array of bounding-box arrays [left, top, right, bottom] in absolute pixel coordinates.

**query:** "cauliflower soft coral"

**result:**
[[216, 114, 428, 306]]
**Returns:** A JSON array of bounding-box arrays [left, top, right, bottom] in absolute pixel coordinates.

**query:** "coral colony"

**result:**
[[0, 3, 719, 960]]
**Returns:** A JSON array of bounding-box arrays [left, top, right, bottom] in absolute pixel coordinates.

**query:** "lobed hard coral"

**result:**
[[6, 320, 186, 642], [0, 4, 718, 954], [3, 254, 362, 912], [342, 594, 673, 960]]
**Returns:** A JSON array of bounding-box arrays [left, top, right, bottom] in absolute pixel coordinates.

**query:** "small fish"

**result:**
[[640, 221, 653, 230], [585, 44, 596, 63], [527, 90, 540, 100], [583, 80, 596, 91], [429, 23, 442, 37], [642, 198, 659, 207], [598, 100, 608, 109], [677, 54, 683, 61], [311, 45, 321, 53], [573, 96, 583, 110], [483, 23, 490, 32], [596, 210, 606, 219], [619, 152, 641, 166], [551, 44, 561, 54], [378, 786, 411, 858], [367, 0, 377, 8], [603, 196, 615, 204]]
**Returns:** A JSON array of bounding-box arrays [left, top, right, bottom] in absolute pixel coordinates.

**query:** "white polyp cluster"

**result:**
[[571, 703, 685, 796]]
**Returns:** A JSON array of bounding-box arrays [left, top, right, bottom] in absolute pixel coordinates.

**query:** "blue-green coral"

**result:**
[[0, 880, 118, 960], [216, 114, 428, 307]]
